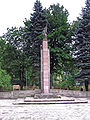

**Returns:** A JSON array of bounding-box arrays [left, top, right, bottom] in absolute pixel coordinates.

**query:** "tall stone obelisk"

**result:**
[[41, 26, 50, 94], [34, 26, 60, 99]]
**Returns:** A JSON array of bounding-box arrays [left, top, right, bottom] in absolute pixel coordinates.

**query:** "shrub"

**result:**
[[0, 66, 11, 91]]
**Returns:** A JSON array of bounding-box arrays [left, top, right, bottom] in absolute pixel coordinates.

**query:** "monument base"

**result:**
[[34, 93, 61, 99]]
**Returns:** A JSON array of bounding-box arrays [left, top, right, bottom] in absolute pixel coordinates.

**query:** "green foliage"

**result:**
[[73, 0, 90, 83], [60, 74, 75, 90], [0, 38, 6, 63], [46, 4, 75, 77], [3, 27, 26, 51], [24, 0, 47, 85], [2, 27, 32, 89], [0, 64, 11, 90], [25, 0, 46, 62]]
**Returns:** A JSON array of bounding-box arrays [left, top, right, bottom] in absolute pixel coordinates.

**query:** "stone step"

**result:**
[[13, 100, 88, 105], [24, 98, 75, 102]]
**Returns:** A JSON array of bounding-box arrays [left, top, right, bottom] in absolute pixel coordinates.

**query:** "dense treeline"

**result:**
[[0, 0, 89, 91]]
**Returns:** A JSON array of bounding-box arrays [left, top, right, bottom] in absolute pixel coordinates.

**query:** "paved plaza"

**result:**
[[0, 97, 90, 120]]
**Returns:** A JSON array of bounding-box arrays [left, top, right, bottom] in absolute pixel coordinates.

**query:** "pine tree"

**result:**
[[74, 0, 90, 91], [25, 0, 46, 85]]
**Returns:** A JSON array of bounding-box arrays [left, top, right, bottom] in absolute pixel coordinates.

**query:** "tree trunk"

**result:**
[[19, 70, 23, 90], [85, 80, 88, 91]]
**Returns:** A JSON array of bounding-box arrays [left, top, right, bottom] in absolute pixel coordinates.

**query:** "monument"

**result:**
[[34, 25, 61, 98], [13, 26, 88, 104], [41, 25, 50, 94]]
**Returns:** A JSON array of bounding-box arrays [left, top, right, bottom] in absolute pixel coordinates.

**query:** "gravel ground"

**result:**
[[0, 97, 90, 120]]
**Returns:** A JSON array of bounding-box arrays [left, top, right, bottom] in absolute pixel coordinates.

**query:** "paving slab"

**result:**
[[0, 96, 90, 120], [0, 100, 90, 120]]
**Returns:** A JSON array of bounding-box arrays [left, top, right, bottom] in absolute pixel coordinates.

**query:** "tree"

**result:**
[[0, 38, 11, 91], [3, 27, 26, 51], [0, 64, 11, 91], [0, 38, 6, 63], [73, 0, 90, 91], [2, 27, 31, 89], [24, 0, 47, 86], [46, 4, 73, 77]]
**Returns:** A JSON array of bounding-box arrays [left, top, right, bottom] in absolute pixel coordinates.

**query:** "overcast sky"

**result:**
[[0, 0, 85, 36]]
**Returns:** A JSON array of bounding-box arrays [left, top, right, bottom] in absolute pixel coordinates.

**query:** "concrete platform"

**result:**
[[13, 101, 88, 105], [13, 97, 88, 105], [24, 97, 75, 102]]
